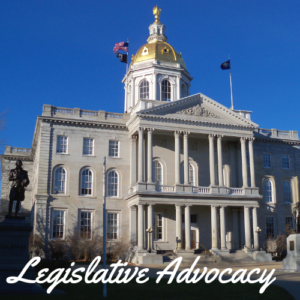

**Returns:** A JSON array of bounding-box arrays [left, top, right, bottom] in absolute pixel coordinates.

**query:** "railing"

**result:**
[[155, 185, 175, 192], [81, 110, 98, 116], [258, 129, 271, 136], [11, 147, 30, 153], [228, 188, 243, 195], [193, 186, 211, 194], [54, 108, 73, 114], [106, 113, 123, 119]]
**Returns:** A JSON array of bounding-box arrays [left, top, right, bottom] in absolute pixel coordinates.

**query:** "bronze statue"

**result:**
[[8, 160, 30, 217], [292, 202, 300, 233]]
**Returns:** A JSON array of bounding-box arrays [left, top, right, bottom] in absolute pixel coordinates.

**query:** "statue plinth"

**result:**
[[0, 217, 45, 294], [282, 233, 300, 271]]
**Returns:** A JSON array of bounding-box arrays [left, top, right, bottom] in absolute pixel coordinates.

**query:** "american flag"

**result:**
[[113, 42, 128, 54]]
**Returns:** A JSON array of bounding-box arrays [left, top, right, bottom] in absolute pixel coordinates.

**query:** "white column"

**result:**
[[244, 206, 251, 249], [208, 134, 215, 186], [185, 206, 191, 250], [147, 204, 153, 250], [252, 207, 259, 250], [175, 205, 182, 250], [138, 128, 144, 182], [176, 76, 181, 100], [147, 129, 153, 183], [129, 206, 137, 245], [138, 204, 145, 250], [211, 205, 218, 249], [184, 132, 189, 185], [240, 137, 248, 187], [217, 135, 224, 187], [220, 206, 227, 250], [174, 131, 181, 185], [248, 138, 256, 187], [130, 135, 137, 186], [153, 73, 157, 100], [131, 78, 135, 107]]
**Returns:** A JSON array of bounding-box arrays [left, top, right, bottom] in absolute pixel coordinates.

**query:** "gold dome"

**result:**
[[130, 41, 187, 70]]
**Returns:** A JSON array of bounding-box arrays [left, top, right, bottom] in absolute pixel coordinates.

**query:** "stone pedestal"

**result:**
[[282, 234, 300, 271], [132, 252, 163, 265], [0, 216, 45, 294]]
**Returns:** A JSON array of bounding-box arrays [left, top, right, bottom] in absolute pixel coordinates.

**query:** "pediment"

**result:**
[[137, 93, 258, 128]]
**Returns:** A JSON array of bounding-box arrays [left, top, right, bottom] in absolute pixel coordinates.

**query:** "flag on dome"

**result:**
[[113, 41, 129, 54], [116, 53, 127, 63], [220, 60, 230, 70]]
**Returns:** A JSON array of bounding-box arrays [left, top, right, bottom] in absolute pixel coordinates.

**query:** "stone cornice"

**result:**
[[255, 137, 300, 145], [1, 154, 33, 162], [41, 116, 128, 130], [138, 114, 256, 131]]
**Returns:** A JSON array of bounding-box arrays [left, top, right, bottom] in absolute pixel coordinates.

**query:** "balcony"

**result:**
[[131, 183, 260, 197]]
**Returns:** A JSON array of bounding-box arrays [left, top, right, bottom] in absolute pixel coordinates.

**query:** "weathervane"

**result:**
[[153, 6, 161, 24]]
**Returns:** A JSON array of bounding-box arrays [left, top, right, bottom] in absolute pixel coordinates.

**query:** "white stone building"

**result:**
[[1, 9, 300, 263]]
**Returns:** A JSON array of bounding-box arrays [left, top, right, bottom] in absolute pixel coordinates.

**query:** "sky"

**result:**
[[0, 0, 300, 151]]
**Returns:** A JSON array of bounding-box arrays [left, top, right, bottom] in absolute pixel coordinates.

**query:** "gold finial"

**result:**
[[153, 5, 161, 24]]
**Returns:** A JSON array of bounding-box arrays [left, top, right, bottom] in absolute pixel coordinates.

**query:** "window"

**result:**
[[108, 170, 118, 197], [54, 167, 66, 194], [283, 181, 292, 203], [180, 163, 195, 185], [139, 80, 149, 99], [80, 211, 92, 239], [80, 169, 93, 195], [152, 161, 162, 185], [282, 155, 290, 169], [109, 140, 119, 157], [12, 200, 22, 213], [191, 214, 197, 223], [285, 217, 293, 232], [161, 80, 171, 101], [107, 213, 118, 240], [266, 216, 274, 239], [154, 213, 163, 240], [264, 179, 273, 203], [189, 164, 195, 186], [52, 210, 65, 239], [56, 136, 68, 154], [263, 153, 271, 168], [181, 83, 187, 98], [83, 138, 94, 155]]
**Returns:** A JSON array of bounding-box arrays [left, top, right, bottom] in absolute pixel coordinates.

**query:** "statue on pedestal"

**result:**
[[8, 160, 30, 217], [292, 202, 300, 234]]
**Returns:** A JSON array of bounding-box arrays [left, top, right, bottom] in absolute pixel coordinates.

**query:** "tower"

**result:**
[[123, 6, 193, 113]]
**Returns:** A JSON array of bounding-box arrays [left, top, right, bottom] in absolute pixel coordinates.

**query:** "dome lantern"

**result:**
[[147, 6, 167, 43]]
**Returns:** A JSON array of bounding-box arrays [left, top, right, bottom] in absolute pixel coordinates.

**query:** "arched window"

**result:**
[[108, 170, 118, 197], [81, 168, 93, 195], [181, 83, 187, 98], [189, 164, 195, 186], [283, 181, 292, 203], [161, 80, 171, 101], [54, 167, 66, 194], [264, 179, 273, 203], [139, 80, 149, 99], [152, 161, 162, 185], [180, 163, 195, 185]]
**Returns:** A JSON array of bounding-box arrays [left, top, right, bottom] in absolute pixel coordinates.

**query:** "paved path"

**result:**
[[75, 259, 300, 300]]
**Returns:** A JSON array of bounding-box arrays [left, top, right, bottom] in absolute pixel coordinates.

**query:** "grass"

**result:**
[[1, 277, 295, 300]]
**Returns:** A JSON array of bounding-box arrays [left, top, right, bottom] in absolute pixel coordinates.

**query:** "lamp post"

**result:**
[[255, 227, 262, 250], [146, 227, 153, 253]]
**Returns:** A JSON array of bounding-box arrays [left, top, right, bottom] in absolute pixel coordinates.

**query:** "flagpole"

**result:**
[[126, 38, 129, 112], [229, 55, 234, 110], [103, 156, 107, 298]]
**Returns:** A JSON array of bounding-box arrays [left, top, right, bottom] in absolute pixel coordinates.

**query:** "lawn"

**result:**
[[1, 277, 295, 300]]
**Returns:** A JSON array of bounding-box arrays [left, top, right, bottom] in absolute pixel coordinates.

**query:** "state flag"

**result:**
[[220, 60, 230, 70]]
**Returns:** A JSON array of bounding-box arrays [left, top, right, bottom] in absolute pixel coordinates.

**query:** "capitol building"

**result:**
[[1, 8, 299, 264]]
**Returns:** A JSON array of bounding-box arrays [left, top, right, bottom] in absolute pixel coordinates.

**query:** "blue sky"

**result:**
[[0, 0, 300, 150]]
